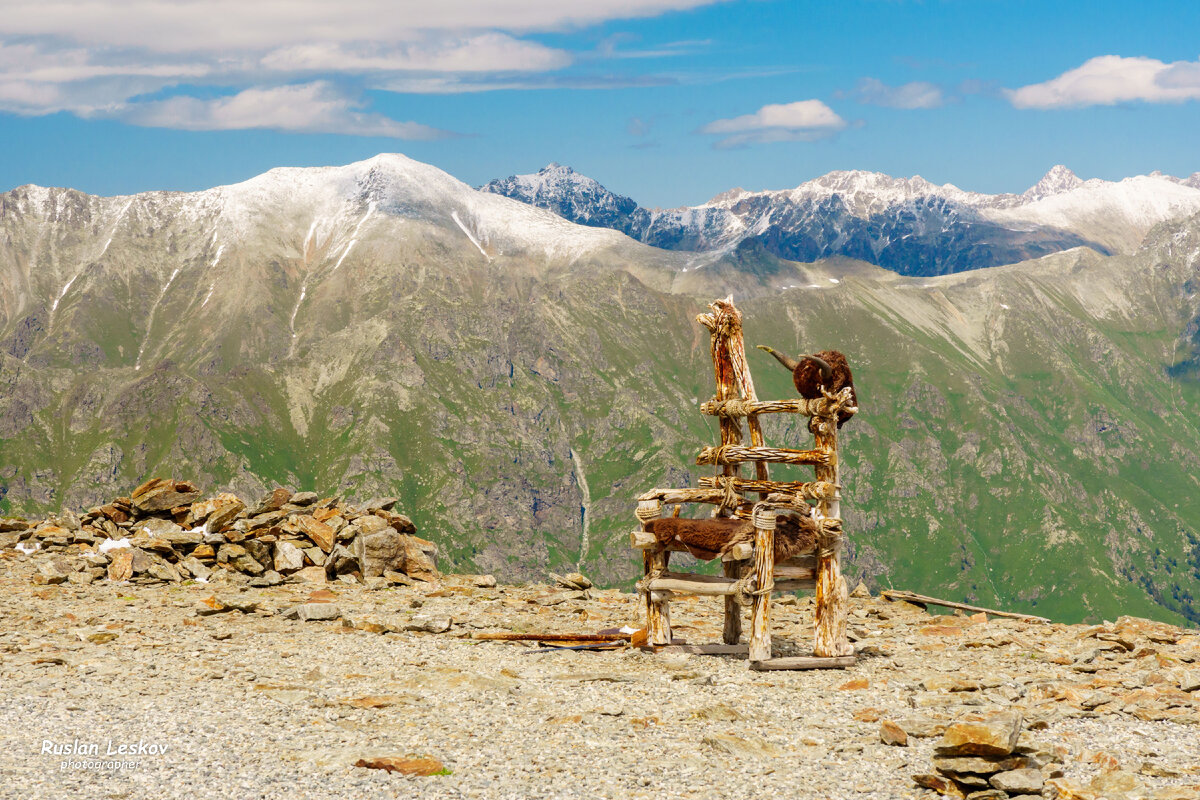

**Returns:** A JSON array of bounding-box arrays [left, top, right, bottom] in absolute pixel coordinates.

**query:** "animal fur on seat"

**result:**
[[645, 513, 817, 562]]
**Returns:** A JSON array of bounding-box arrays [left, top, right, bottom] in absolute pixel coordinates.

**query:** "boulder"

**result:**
[[179, 557, 212, 581], [186, 493, 243, 527], [203, 496, 246, 534], [131, 478, 202, 514], [273, 541, 306, 573], [402, 535, 440, 582], [325, 544, 359, 577], [290, 491, 319, 506], [351, 526, 406, 577], [107, 550, 134, 581], [35, 558, 71, 585], [217, 543, 265, 575], [281, 515, 335, 553], [250, 487, 291, 516]]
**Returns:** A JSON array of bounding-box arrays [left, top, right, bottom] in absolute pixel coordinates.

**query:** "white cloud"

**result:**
[[1006, 55, 1200, 109], [700, 100, 846, 147], [0, 1, 728, 51], [260, 34, 570, 74], [851, 77, 944, 109], [0, 1, 729, 132], [114, 83, 453, 139]]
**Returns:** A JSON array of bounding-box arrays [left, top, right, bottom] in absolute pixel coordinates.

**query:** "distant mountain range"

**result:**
[[483, 163, 1200, 275], [3, 153, 1200, 627]]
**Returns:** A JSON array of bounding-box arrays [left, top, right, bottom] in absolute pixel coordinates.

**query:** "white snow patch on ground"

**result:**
[[98, 538, 131, 554], [331, 241, 356, 273], [452, 210, 491, 261], [50, 275, 77, 313], [15, 542, 40, 554]]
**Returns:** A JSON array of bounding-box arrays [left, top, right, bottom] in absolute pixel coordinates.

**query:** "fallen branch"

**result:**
[[880, 590, 1050, 623], [473, 632, 632, 642]]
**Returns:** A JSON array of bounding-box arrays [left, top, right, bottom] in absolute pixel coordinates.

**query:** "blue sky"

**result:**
[[2, 0, 1199, 207]]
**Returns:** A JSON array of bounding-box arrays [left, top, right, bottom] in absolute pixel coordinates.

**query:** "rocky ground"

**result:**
[[1, 546, 1198, 800]]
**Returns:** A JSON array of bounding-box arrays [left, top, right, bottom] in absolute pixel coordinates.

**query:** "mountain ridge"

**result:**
[[482, 163, 1200, 276], [3, 152, 1200, 627]]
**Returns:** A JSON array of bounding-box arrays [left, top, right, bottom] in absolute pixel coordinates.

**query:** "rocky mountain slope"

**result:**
[[3, 153, 1200, 626], [483, 164, 1200, 276]]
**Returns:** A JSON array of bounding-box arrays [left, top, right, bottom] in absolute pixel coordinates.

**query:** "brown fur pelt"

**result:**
[[646, 513, 817, 562]]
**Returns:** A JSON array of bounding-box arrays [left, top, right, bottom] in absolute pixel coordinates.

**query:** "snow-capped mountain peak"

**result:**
[[1024, 165, 1084, 201]]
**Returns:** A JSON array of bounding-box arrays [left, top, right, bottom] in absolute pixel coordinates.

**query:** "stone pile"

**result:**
[[913, 710, 1063, 798], [0, 478, 439, 588]]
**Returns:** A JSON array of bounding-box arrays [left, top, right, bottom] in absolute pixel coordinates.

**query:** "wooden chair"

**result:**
[[630, 297, 857, 669]]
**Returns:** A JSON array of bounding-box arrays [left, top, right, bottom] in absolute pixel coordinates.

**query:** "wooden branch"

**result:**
[[698, 297, 747, 505], [645, 643, 749, 655], [648, 574, 739, 596], [696, 445, 831, 467], [774, 565, 815, 580], [637, 499, 673, 646], [722, 542, 754, 562], [880, 590, 1051, 623], [698, 476, 838, 501], [812, 413, 853, 658], [749, 510, 775, 662], [630, 529, 657, 549], [723, 559, 743, 644], [750, 655, 856, 671], [775, 579, 815, 592], [701, 392, 858, 420], [474, 632, 632, 642]]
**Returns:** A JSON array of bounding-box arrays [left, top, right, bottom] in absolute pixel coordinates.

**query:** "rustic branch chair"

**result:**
[[630, 297, 858, 669]]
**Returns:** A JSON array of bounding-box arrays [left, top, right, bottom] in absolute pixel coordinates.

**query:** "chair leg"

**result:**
[[644, 549, 672, 645], [722, 560, 743, 644], [748, 508, 776, 662]]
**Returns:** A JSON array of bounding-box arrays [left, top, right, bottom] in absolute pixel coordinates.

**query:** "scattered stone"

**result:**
[[554, 572, 593, 590], [405, 614, 452, 633], [702, 733, 781, 759], [295, 603, 342, 621], [880, 720, 908, 746], [913, 773, 965, 798], [34, 558, 71, 585], [353, 756, 445, 776]]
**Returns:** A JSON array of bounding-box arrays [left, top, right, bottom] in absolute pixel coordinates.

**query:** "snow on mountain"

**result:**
[[1021, 165, 1084, 201], [484, 163, 1200, 275]]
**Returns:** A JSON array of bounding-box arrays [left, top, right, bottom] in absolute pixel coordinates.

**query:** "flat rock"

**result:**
[[295, 603, 342, 621], [405, 614, 452, 633], [990, 768, 1044, 794], [933, 754, 1030, 775], [131, 478, 202, 513], [935, 711, 1023, 757]]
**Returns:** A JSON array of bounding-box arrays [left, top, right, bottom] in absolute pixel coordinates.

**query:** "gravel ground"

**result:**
[[1, 556, 1198, 799]]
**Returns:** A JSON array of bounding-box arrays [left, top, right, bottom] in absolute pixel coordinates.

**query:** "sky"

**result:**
[[1, 0, 1199, 208]]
